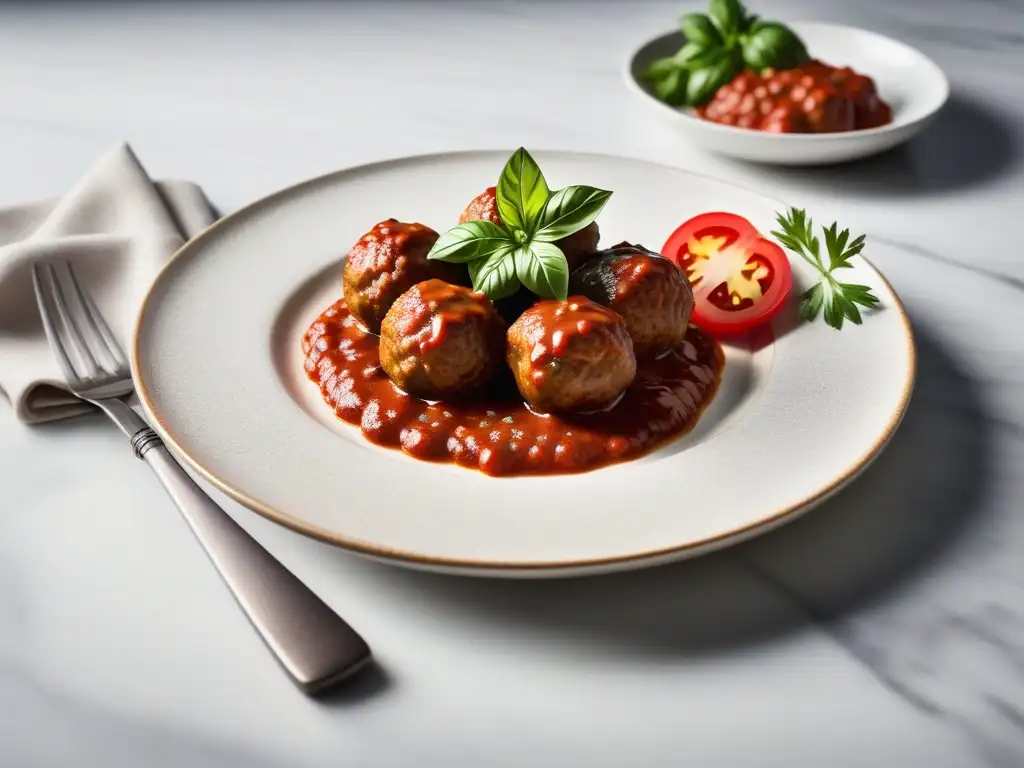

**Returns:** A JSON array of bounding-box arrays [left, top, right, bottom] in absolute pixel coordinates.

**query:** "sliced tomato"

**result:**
[[661, 211, 792, 336]]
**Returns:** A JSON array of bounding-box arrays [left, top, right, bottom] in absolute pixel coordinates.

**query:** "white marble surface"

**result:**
[[1, 1, 1022, 765]]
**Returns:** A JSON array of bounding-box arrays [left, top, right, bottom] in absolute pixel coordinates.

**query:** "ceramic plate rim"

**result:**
[[623, 21, 951, 142], [131, 149, 917, 576]]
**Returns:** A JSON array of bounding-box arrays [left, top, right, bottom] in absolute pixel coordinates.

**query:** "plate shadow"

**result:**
[[734, 93, 1020, 197], [315, 660, 392, 708]]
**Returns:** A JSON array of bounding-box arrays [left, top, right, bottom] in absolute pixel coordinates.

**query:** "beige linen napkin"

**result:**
[[0, 143, 217, 424]]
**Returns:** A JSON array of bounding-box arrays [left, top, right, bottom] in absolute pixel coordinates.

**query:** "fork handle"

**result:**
[[138, 440, 372, 693], [97, 397, 373, 693]]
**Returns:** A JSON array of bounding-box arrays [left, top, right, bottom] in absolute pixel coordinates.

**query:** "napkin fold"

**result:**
[[0, 144, 217, 424]]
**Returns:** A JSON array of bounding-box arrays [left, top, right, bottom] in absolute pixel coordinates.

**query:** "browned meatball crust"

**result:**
[[458, 187, 501, 226], [506, 297, 636, 413], [569, 242, 694, 358], [379, 279, 506, 400], [458, 187, 600, 273], [342, 219, 465, 334]]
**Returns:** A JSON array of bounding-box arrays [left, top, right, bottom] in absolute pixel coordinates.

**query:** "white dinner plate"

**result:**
[[624, 22, 949, 165], [132, 150, 915, 578]]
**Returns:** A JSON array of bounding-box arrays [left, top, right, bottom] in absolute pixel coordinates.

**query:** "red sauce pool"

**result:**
[[303, 300, 724, 477]]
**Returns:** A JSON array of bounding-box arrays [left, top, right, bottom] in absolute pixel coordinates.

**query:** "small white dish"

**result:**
[[624, 22, 950, 165], [132, 150, 915, 578]]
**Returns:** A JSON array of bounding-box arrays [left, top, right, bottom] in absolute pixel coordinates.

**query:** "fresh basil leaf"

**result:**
[[743, 14, 760, 33], [742, 22, 809, 71], [642, 56, 678, 80], [642, 57, 691, 105], [708, 0, 746, 37], [680, 45, 730, 75], [534, 185, 612, 243], [644, 43, 711, 87], [426, 220, 512, 264], [679, 13, 722, 46], [514, 242, 570, 300], [685, 47, 742, 107], [496, 147, 550, 234], [673, 41, 712, 64], [468, 245, 520, 300], [651, 65, 690, 105]]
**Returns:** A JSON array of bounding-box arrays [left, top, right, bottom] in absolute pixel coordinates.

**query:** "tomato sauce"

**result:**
[[303, 300, 724, 477], [697, 60, 893, 133]]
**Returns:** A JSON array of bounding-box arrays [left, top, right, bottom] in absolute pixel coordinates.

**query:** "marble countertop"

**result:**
[[1, 1, 1022, 765]]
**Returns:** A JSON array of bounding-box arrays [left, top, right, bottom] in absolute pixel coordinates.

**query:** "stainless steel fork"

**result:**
[[32, 260, 371, 695]]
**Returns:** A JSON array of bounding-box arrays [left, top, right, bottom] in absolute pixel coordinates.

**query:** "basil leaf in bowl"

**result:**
[[686, 48, 743, 107], [708, 0, 747, 37], [638, 1, 814, 109], [679, 13, 722, 47], [742, 22, 810, 71], [645, 63, 690, 106], [674, 41, 713, 64]]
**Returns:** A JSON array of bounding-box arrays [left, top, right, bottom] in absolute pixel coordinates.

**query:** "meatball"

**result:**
[[342, 219, 465, 334], [569, 242, 694, 358], [506, 297, 636, 413], [458, 187, 600, 272], [458, 187, 501, 225], [379, 279, 506, 400], [696, 61, 892, 133]]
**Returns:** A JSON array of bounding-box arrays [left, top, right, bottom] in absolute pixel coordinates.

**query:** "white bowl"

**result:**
[[624, 21, 950, 165]]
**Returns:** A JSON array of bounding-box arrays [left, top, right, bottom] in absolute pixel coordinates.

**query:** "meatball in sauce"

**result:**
[[697, 61, 893, 133], [379, 280, 505, 400], [570, 243, 694, 358], [306, 195, 723, 475], [506, 297, 637, 414], [342, 219, 465, 333], [304, 297, 723, 476]]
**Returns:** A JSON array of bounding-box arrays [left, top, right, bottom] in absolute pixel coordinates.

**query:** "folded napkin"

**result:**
[[0, 143, 217, 424]]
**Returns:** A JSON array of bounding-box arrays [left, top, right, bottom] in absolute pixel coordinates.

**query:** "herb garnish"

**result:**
[[428, 148, 611, 301], [643, 0, 810, 108], [771, 208, 881, 330]]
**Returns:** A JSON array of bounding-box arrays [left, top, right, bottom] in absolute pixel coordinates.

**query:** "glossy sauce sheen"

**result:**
[[697, 60, 893, 133], [303, 300, 724, 476]]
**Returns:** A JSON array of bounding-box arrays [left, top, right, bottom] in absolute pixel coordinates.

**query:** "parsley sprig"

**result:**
[[771, 208, 880, 330]]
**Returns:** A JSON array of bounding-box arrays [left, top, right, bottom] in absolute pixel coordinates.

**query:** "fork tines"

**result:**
[[32, 260, 128, 387]]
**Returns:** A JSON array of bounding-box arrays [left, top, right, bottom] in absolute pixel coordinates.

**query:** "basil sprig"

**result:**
[[427, 148, 612, 301], [642, 0, 810, 108]]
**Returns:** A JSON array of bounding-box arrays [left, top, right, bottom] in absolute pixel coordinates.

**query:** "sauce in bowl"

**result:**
[[697, 60, 893, 133]]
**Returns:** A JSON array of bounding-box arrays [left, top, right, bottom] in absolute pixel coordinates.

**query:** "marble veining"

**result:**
[[874, 236, 1024, 297], [1, 1, 1023, 766]]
